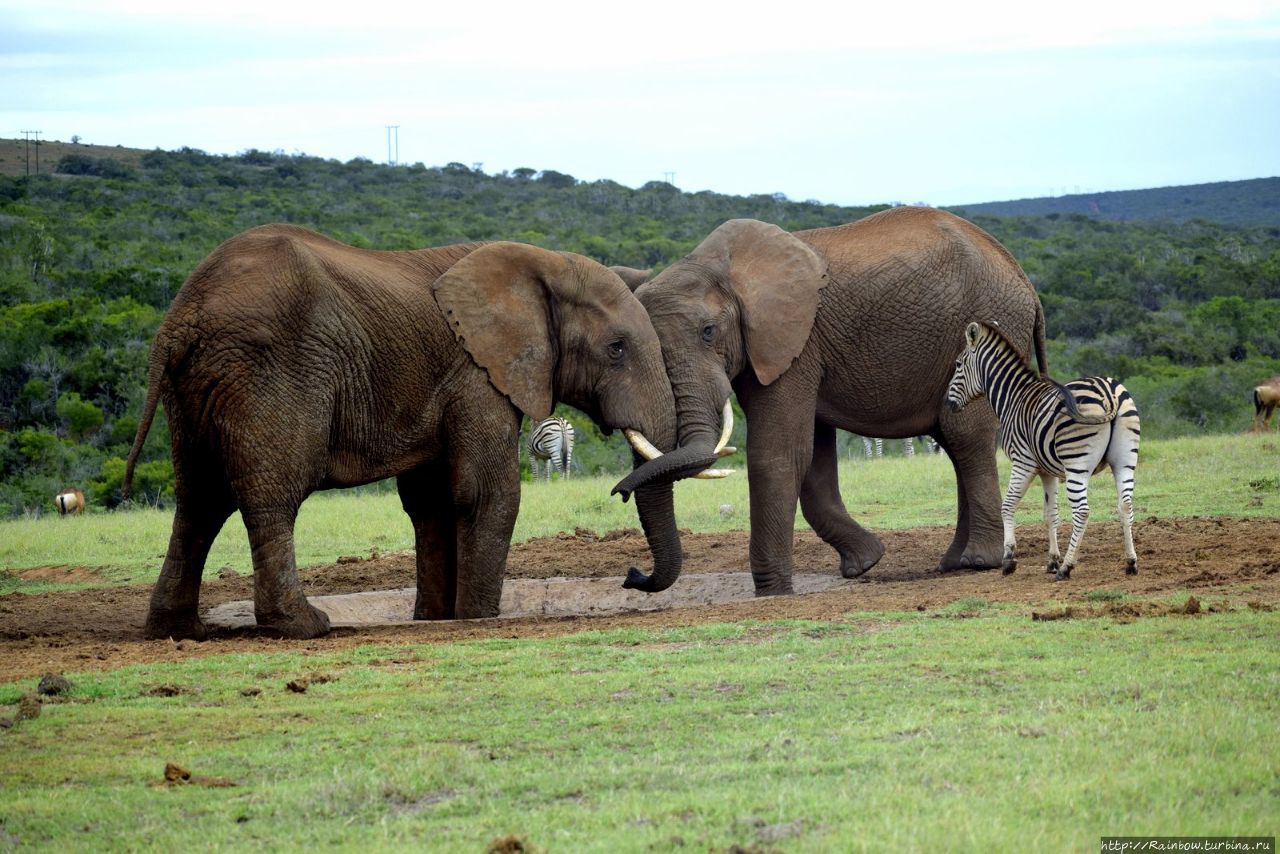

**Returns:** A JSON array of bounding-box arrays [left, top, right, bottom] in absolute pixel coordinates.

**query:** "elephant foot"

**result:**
[[1125, 558, 1138, 576], [1054, 565, 1073, 582], [256, 601, 331, 639], [752, 578, 795, 597], [1001, 557, 1018, 576], [838, 534, 885, 579], [144, 608, 208, 641]]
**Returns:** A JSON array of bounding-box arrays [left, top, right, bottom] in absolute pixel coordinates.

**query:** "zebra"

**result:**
[[527, 416, 575, 482], [859, 435, 940, 458], [946, 321, 1141, 581]]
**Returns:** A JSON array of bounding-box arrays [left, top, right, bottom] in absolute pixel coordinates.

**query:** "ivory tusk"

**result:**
[[694, 468, 734, 479], [624, 428, 663, 461], [716, 445, 737, 458], [713, 400, 734, 455]]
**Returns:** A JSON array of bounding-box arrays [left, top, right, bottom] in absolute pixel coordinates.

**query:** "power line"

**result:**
[[384, 125, 400, 166], [21, 130, 42, 176]]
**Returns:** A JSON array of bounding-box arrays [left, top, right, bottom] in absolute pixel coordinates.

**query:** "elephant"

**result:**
[[123, 224, 680, 640], [608, 266, 653, 290], [613, 206, 1048, 596]]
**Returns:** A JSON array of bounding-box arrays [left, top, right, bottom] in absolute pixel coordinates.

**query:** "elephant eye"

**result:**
[[700, 323, 716, 344], [608, 339, 625, 361]]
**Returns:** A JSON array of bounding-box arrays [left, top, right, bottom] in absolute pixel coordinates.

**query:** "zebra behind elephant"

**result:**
[[859, 435, 940, 458], [946, 321, 1141, 581], [527, 417, 575, 481]]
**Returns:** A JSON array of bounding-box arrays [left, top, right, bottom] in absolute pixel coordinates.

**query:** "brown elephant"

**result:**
[[614, 206, 1047, 595], [124, 224, 679, 640]]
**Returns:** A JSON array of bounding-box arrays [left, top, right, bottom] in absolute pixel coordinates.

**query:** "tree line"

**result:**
[[0, 146, 1277, 515]]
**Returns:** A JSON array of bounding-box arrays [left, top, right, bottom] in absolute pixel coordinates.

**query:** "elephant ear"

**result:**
[[609, 266, 652, 292], [433, 242, 568, 422], [695, 219, 828, 386]]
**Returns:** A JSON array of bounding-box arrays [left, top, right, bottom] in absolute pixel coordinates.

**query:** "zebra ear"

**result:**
[[434, 242, 565, 422], [691, 219, 828, 386], [965, 322, 982, 348]]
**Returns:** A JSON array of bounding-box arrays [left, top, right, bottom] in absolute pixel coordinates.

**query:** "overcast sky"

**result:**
[[3, 0, 1278, 207]]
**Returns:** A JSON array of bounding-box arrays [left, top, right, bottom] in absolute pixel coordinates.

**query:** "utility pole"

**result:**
[[21, 130, 42, 176], [385, 125, 400, 166], [663, 171, 675, 186]]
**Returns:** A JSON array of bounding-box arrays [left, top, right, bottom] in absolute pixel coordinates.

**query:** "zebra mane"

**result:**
[[976, 322, 1088, 421]]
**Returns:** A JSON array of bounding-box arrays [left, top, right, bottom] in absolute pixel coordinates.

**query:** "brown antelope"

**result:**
[[55, 487, 85, 516], [1252, 376, 1280, 432]]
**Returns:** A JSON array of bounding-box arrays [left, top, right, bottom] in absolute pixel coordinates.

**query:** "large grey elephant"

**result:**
[[614, 206, 1048, 595], [124, 224, 680, 640]]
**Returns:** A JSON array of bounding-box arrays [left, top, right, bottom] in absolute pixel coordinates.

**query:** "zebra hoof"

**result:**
[[1045, 560, 1060, 574], [1001, 557, 1017, 575], [1054, 566, 1073, 582], [1125, 559, 1138, 576]]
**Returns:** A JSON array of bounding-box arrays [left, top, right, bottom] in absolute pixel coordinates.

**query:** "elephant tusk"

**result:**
[[717, 445, 737, 458], [695, 468, 734, 479], [713, 400, 734, 456], [624, 429, 663, 461]]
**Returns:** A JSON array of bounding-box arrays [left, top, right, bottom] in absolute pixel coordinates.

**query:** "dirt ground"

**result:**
[[2, 517, 1277, 683]]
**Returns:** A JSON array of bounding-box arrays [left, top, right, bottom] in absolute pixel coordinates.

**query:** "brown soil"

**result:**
[[2, 517, 1277, 683]]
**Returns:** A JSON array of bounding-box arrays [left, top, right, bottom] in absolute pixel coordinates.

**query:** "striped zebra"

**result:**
[[946, 321, 1141, 581], [527, 417, 575, 482]]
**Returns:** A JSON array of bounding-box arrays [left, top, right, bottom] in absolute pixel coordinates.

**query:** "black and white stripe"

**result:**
[[946, 322, 1141, 580], [527, 417, 575, 482]]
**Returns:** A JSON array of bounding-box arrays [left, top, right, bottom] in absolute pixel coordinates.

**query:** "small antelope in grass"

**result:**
[[1252, 376, 1280, 432], [946, 322, 1141, 580], [55, 486, 85, 516]]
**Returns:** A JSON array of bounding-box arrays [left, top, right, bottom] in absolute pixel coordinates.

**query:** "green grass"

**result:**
[[2, 432, 1277, 593], [1, 611, 1276, 850]]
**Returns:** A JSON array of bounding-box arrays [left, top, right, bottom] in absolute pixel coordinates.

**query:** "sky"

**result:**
[[3, 0, 1279, 207]]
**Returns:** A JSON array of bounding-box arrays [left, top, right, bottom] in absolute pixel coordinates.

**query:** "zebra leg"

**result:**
[[398, 464, 458, 620], [1113, 465, 1138, 575], [903, 437, 914, 457], [862, 436, 874, 458], [1041, 475, 1062, 574], [1057, 475, 1091, 581], [800, 422, 885, 578], [999, 463, 1036, 575]]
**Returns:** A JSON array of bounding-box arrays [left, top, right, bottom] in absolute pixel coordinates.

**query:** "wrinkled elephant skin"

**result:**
[[125, 225, 678, 639], [621, 207, 1048, 594]]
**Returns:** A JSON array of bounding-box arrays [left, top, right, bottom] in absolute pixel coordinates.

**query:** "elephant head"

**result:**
[[434, 243, 684, 588], [610, 219, 828, 590]]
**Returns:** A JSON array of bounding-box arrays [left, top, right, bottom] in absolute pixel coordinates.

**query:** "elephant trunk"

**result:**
[[626, 479, 682, 592], [611, 399, 734, 500]]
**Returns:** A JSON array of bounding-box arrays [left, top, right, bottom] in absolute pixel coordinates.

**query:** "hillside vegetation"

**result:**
[[1, 141, 1278, 515], [953, 176, 1280, 227]]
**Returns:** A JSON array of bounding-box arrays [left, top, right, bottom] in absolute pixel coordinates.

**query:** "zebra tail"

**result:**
[[1049, 377, 1113, 425]]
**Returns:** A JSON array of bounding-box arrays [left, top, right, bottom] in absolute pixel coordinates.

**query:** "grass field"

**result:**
[[1, 610, 1276, 850], [1, 433, 1277, 593], [2, 432, 1278, 849]]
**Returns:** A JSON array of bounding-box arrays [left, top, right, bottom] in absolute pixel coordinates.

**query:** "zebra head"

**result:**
[[946, 322, 994, 412]]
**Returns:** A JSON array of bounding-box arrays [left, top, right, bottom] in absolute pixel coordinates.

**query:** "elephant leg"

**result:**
[[935, 402, 1004, 571], [398, 464, 458, 621], [240, 504, 330, 638], [144, 451, 235, 640], [448, 410, 522, 619], [800, 422, 884, 578], [741, 376, 819, 596]]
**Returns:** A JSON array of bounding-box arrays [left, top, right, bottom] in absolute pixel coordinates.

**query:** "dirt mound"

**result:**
[[1, 517, 1277, 682]]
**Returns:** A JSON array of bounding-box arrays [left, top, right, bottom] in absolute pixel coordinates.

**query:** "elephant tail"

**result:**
[[123, 339, 169, 503], [1033, 300, 1049, 378]]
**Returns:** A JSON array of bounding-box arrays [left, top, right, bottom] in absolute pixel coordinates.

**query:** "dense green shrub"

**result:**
[[1, 144, 1278, 515]]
